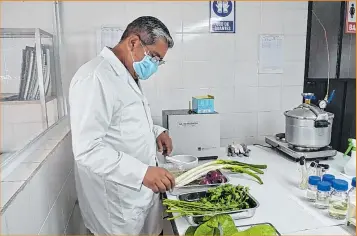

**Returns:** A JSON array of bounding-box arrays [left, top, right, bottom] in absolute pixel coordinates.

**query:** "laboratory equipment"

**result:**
[[265, 92, 337, 161], [329, 179, 349, 220], [343, 138, 356, 177], [307, 162, 318, 176], [284, 93, 334, 149], [347, 177, 356, 226], [298, 157, 308, 190], [306, 176, 321, 201], [162, 109, 220, 159], [315, 181, 331, 209], [265, 134, 337, 161]]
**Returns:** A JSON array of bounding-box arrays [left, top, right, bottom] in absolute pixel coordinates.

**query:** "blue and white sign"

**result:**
[[209, 1, 236, 33]]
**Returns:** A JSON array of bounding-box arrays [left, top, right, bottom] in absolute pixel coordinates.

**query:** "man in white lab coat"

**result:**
[[69, 16, 175, 235]]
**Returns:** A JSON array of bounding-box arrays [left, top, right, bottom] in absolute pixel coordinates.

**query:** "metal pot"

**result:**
[[284, 103, 334, 149]]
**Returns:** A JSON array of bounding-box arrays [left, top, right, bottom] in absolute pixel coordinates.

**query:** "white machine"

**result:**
[[162, 110, 220, 160]]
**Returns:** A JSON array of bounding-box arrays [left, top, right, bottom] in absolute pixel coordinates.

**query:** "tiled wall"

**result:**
[[1, 98, 58, 153], [1, 131, 86, 235], [61, 1, 308, 145]]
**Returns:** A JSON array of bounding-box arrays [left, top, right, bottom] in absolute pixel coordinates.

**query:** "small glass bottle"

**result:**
[[306, 176, 321, 201], [298, 157, 308, 190], [347, 177, 356, 226], [315, 181, 331, 209], [307, 162, 317, 177], [329, 179, 349, 220]]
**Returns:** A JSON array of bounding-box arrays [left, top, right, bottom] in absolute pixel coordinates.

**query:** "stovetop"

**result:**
[[265, 135, 337, 161]]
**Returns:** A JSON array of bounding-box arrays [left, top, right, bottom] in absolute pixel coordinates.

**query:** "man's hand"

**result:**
[[156, 131, 173, 156], [143, 166, 175, 193]]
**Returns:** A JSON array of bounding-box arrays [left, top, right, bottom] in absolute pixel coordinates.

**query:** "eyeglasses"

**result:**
[[139, 39, 165, 66]]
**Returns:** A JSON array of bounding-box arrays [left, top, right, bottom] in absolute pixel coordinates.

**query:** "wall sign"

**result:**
[[345, 1, 356, 33], [258, 35, 284, 74], [209, 1, 236, 33]]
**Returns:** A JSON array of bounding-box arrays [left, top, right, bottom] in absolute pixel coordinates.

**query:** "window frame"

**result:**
[[1, 1, 67, 170]]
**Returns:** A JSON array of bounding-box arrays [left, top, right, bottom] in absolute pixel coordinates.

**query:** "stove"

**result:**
[[265, 134, 337, 161]]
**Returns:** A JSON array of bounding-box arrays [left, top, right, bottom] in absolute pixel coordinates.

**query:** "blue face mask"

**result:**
[[131, 52, 159, 81]]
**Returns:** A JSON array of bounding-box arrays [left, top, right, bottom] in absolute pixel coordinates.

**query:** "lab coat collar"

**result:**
[[99, 47, 143, 95]]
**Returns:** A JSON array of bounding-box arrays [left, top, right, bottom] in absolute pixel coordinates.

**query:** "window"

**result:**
[[1, 3, 66, 166]]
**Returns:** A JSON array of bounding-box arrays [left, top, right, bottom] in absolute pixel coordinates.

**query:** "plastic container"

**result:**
[[315, 181, 331, 209], [306, 176, 321, 201], [192, 95, 215, 114], [344, 139, 356, 177], [347, 177, 356, 226], [329, 179, 349, 220]]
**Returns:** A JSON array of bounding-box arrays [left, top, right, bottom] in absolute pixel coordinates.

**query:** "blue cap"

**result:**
[[322, 174, 335, 184], [352, 177, 356, 188], [308, 176, 321, 186], [317, 181, 331, 192], [332, 179, 349, 191]]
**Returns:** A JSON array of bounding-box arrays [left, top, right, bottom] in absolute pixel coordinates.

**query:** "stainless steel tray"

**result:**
[[236, 223, 281, 236], [169, 170, 231, 196], [176, 189, 259, 225]]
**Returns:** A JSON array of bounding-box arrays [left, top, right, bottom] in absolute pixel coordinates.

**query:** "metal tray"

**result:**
[[169, 170, 231, 196], [235, 223, 281, 236], [176, 189, 259, 225]]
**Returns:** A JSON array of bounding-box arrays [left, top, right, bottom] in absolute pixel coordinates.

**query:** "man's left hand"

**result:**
[[157, 131, 173, 156]]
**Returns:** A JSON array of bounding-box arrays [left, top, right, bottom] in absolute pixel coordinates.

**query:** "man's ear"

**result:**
[[127, 35, 140, 51]]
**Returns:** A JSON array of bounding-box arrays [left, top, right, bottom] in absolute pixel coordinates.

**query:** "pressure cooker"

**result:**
[[284, 103, 334, 149]]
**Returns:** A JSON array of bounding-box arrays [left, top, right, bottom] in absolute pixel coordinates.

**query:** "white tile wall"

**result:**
[[1, 99, 58, 152], [1, 133, 79, 235], [60, 1, 308, 146]]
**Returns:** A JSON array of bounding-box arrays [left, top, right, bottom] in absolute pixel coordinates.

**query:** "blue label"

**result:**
[[211, 21, 233, 32]]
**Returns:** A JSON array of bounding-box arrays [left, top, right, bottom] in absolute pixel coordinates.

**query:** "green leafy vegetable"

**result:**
[[164, 184, 253, 219], [233, 224, 277, 236], [184, 215, 277, 236]]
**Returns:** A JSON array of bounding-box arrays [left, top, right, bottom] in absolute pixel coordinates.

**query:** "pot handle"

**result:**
[[314, 120, 330, 128], [300, 104, 328, 121]]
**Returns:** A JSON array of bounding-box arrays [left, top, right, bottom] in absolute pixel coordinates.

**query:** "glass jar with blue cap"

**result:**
[[306, 176, 321, 201], [322, 174, 335, 192], [315, 181, 331, 209], [329, 179, 349, 220], [347, 177, 356, 225]]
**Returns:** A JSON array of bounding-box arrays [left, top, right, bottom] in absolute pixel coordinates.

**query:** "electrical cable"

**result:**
[[311, 10, 331, 101]]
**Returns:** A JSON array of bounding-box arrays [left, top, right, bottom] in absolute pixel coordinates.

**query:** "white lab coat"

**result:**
[[69, 47, 166, 235]]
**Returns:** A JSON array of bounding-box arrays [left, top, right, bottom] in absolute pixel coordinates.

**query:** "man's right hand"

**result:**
[[143, 167, 175, 193]]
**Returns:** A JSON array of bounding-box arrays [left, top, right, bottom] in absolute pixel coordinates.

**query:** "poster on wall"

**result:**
[[345, 1, 356, 33], [96, 26, 124, 55], [209, 1, 236, 33], [258, 35, 284, 74]]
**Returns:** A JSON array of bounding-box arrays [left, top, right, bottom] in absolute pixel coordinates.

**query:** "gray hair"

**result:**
[[120, 16, 174, 48]]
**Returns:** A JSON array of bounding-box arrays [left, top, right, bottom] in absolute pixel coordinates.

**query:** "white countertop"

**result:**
[[164, 145, 356, 236]]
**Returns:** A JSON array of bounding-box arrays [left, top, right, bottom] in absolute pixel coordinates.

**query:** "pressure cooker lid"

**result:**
[[284, 104, 333, 120], [285, 106, 317, 119]]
